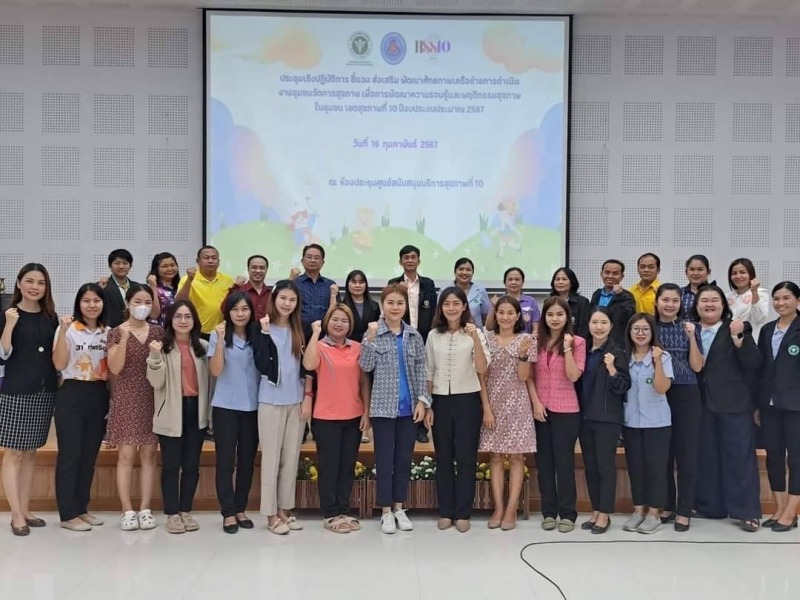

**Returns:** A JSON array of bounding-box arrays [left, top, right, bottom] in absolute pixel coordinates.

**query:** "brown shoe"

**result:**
[[437, 518, 453, 530], [180, 512, 199, 532], [61, 519, 92, 532], [455, 519, 470, 533], [166, 514, 186, 534], [79, 514, 104, 527], [11, 523, 30, 536]]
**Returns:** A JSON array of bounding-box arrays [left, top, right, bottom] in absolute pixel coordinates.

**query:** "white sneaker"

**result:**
[[137, 509, 157, 531], [380, 511, 396, 534], [394, 509, 413, 531], [120, 511, 139, 531]]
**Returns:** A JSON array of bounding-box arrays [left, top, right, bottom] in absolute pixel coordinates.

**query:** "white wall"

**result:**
[[569, 16, 800, 294], [0, 8, 798, 314], [0, 7, 202, 313]]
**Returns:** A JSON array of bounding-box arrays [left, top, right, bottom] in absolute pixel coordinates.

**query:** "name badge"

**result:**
[[789, 345, 799, 357], [422, 299, 431, 309], [645, 377, 653, 385]]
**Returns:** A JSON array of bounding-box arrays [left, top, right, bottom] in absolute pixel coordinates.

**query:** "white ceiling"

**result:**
[[1, 0, 799, 16]]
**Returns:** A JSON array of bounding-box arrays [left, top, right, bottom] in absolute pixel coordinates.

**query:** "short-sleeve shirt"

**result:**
[[625, 350, 674, 428], [55, 321, 110, 382], [179, 271, 235, 334], [208, 331, 259, 412], [314, 337, 363, 421]]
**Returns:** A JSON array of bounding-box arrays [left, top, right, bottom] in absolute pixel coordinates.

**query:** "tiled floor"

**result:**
[[1, 512, 798, 600]]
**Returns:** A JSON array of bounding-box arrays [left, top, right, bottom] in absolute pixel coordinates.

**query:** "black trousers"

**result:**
[[580, 419, 621, 514], [432, 392, 482, 520], [372, 416, 417, 507], [624, 426, 671, 508], [695, 407, 761, 520], [213, 406, 259, 518], [535, 412, 580, 521], [157, 397, 206, 515], [665, 384, 702, 516], [761, 406, 800, 495], [312, 417, 361, 518], [54, 380, 109, 522]]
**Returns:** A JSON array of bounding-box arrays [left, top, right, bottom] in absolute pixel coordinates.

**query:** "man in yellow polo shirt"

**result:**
[[176, 245, 239, 337], [629, 252, 661, 315]]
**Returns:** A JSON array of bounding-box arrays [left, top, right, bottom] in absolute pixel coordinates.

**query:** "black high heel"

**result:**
[[771, 518, 798, 532]]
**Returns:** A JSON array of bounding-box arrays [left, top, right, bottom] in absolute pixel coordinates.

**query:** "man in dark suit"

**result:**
[[388, 244, 438, 443], [589, 259, 636, 346], [98, 249, 160, 327]]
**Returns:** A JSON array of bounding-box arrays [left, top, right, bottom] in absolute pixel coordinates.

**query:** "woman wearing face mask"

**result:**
[[692, 285, 762, 532], [0, 264, 59, 536], [654, 284, 704, 531], [53, 283, 109, 532], [550, 267, 591, 341], [425, 287, 489, 533], [148, 252, 181, 328], [447, 258, 492, 328], [146, 301, 209, 534], [303, 304, 370, 534], [756, 282, 800, 532], [485, 267, 540, 334], [253, 280, 313, 536], [107, 284, 164, 532], [577, 308, 630, 534], [532, 296, 586, 533], [726, 258, 769, 340], [682, 255, 712, 318]]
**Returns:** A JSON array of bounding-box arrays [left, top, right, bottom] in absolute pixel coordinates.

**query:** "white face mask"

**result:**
[[131, 305, 151, 321]]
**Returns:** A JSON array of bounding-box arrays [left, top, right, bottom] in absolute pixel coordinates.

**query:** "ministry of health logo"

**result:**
[[349, 32, 372, 60], [380, 32, 406, 65]]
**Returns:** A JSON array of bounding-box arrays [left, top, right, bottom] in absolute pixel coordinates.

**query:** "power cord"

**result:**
[[519, 538, 800, 600]]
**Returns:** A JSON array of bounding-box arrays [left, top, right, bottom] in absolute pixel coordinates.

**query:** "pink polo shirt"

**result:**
[[314, 337, 364, 421], [533, 335, 587, 413]]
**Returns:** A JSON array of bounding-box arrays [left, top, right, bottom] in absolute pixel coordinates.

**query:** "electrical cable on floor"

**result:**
[[519, 538, 800, 600]]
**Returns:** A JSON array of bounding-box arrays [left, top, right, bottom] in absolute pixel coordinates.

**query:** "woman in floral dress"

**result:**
[[479, 296, 537, 531]]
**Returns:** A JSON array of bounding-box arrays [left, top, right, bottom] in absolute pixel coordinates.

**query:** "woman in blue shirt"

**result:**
[[485, 267, 541, 334], [448, 258, 491, 328], [256, 280, 313, 536], [360, 284, 431, 535], [655, 283, 704, 531], [209, 292, 260, 534], [622, 313, 673, 535]]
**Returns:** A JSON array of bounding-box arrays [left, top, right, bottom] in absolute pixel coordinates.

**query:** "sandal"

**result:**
[[137, 510, 157, 531], [268, 519, 290, 535], [343, 516, 361, 531], [120, 511, 139, 531], [738, 519, 760, 533], [323, 516, 351, 534], [283, 515, 303, 531]]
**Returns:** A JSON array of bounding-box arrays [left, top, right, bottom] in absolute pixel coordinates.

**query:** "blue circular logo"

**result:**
[[381, 32, 406, 65]]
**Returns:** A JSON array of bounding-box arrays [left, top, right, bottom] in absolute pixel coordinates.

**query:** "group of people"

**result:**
[[0, 243, 797, 538]]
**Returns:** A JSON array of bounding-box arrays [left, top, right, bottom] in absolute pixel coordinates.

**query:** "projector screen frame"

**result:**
[[202, 8, 573, 293]]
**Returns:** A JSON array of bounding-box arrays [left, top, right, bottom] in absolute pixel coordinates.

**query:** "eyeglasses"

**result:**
[[631, 327, 651, 334]]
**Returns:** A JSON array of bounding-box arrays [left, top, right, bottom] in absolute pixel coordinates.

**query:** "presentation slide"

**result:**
[[205, 11, 570, 289]]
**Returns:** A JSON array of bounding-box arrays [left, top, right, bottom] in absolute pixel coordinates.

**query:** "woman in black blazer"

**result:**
[[756, 281, 800, 532], [692, 285, 763, 532], [341, 270, 380, 343], [578, 307, 631, 534]]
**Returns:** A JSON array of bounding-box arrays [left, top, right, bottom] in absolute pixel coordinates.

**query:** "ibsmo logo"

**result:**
[[415, 39, 451, 57]]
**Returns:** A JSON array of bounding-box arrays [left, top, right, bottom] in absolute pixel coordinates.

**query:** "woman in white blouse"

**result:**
[[726, 258, 769, 339], [425, 286, 489, 532]]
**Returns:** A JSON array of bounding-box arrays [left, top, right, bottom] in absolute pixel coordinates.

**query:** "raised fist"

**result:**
[[260, 315, 271, 332], [235, 275, 246, 286], [289, 268, 301, 280], [730, 319, 744, 336], [683, 321, 695, 337], [750, 278, 760, 293], [149, 340, 163, 353], [465, 323, 477, 336], [330, 283, 339, 297], [97, 276, 109, 289], [214, 322, 226, 338], [311, 320, 322, 335], [563, 333, 574, 350], [366, 321, 378, 341], [490, 295, 499, 307], [60, 315, 74, 327], [146, 274, 157, 287], [119, 322, 132, 337], [4, 307, 19, 327], [518, 335, 531, 356], [186, 267, 197, 280], [603, 352, 615, 369], [652, 346, 663, 361]]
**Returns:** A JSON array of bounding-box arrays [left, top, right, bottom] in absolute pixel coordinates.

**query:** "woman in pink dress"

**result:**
[[107, 284, 164, 532], [479, 296, 537, 531]]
